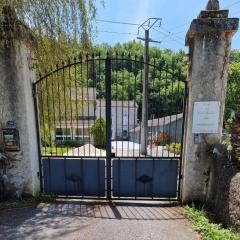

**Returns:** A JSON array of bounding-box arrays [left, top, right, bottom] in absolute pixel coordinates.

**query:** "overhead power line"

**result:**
[[167, 22, 190, 31], [160, 26, 185, 41], [153, 27, 184, 45], [96, 19, 139, 26], [224, 0, 240, 8], [97, 18, 187, 46], [98, 30, 138, 36]]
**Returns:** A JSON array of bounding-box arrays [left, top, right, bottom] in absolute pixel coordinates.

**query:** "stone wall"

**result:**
[[0, 7, 40, 198], [0, 41, 40, 197], [207, 155, 240, 232]]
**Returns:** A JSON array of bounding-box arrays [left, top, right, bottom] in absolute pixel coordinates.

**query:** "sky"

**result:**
[[93, 0, 240, 52]]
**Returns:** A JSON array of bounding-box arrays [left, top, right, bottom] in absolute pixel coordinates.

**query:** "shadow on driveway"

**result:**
[[0, 200, 200, 240]]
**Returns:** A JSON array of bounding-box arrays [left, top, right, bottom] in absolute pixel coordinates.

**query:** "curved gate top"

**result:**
[[33, 53, 187, 201]]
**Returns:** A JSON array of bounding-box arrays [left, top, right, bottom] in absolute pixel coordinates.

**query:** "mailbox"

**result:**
[[2, 128, 20, 152]]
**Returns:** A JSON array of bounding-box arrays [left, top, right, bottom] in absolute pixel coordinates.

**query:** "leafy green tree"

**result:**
[[225, 62, 240, 121], [90, 118, 106, 149], [0, 0, 100, 71]]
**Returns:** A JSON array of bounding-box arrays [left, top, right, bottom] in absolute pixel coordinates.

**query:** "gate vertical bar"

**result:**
[[178, 80, 188, 201], [32, 83, 43, 192], [105, 53, 112, 199]]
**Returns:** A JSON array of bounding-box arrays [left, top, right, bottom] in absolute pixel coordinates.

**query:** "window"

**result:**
[[83, 128, 90, 136], [123, 130, 128, 137], [56, 128, 63, 135], [75, 136, 83, 140], [76, 128, 83, 136], [56, 136, 63, 140], [55, 128, 70, 136]]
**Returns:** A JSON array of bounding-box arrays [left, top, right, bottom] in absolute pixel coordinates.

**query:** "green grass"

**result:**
[[183, 206, 240, 240], [0, 193, 57, 210], [43, 146, 68, 155]]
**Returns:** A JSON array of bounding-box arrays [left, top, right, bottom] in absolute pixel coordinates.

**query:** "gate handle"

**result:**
[[66, 174, 81, 183], [137, 175, 152, 184]]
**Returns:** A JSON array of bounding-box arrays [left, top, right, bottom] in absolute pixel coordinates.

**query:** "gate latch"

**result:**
[[137, 175, 152, 184], [66, 174, 81, 183]]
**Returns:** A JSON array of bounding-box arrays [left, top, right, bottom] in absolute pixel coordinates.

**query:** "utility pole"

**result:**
[[138, 18, 161, 156]]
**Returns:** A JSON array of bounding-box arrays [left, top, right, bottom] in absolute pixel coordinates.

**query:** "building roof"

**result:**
[[96, 100, 138, 108], [129, 113, 183, 133]]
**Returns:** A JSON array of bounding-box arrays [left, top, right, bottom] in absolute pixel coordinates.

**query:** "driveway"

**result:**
[[65, 143, 177, 158], [0, 201, 200, 240]]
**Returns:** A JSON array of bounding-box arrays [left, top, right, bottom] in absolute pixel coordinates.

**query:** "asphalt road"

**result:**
[[0, 201, 200, 240]]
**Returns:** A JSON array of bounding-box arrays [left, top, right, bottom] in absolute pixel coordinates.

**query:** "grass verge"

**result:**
[[0, 192, 57, 210], [183, 205, 240, 240]]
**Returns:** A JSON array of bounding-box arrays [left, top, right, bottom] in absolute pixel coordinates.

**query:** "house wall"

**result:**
[[78, 100, 95, 119], [96, 106, 138, 140], [130, 118, 183, 144]]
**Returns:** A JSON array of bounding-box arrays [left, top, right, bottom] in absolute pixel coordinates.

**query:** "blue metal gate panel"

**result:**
[[112, 159, 179, 198], [43, 159, 105, 196]]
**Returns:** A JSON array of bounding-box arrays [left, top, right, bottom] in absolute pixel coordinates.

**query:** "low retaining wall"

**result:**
[[208, 155, 240, 232]]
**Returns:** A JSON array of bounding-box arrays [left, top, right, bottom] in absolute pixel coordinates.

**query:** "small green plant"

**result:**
[[222, 140, 231, 146], [184, 205, 240, 240], [90, 118, 106, 149], [166, 143, 181, 155], [0, 192, 57, 210], [33, 192, 57, 203]]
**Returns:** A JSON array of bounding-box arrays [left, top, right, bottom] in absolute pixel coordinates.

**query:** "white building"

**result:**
[[55, 88, 138, 143], [96, 100, 138, 140]]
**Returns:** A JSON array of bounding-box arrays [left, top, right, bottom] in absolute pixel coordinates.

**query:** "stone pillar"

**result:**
[[0, 7, 40, 196], [182, 1, 239, 203]]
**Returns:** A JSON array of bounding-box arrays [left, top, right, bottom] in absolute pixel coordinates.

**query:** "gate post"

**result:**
[[182, 1, 239, 203], [0, 7, 40, 196]]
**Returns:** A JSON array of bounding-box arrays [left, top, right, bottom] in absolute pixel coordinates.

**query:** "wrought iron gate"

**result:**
[[33, 53, 187, 201]]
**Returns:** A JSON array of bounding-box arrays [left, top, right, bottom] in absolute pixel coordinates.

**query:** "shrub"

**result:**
[[166, 143, 181, 155], [156, 132, 170, 146], [61, 140, 84, 148], [90, 118, 106, 149]]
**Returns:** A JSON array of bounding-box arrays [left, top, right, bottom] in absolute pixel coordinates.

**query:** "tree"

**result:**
[[0, 0, 100, 71], [90, 118, 106, 149], [225, 62, 240, 122]]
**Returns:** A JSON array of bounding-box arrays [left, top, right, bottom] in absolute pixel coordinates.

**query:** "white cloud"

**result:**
[[134, 0, 151, 23]]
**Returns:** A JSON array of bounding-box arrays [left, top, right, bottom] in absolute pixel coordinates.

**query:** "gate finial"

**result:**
[[206, 0, 219, 10]]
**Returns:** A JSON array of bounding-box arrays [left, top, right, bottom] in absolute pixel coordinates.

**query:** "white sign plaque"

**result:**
[[192, 101, 220, 134]]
